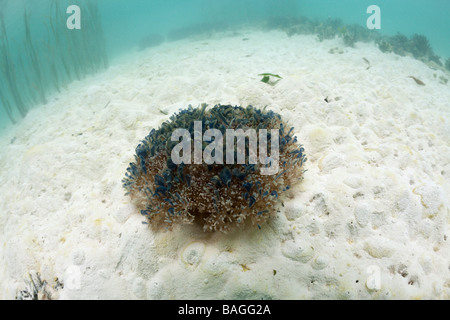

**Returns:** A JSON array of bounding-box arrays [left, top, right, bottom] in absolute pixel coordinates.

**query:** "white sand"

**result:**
[[0, 30, 449, 299]]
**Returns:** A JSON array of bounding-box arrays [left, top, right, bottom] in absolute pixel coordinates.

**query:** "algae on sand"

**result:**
[[259, 73, 283, 86]]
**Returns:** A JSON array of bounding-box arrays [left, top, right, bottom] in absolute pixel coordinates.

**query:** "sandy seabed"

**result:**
[[0, 30, 449, 299]]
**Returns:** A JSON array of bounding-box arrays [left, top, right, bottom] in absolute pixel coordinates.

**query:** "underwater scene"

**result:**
[[0, 0, 449, 301]]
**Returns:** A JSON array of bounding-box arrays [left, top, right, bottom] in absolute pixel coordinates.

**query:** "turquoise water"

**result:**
[[0, 0, 449, 132]]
